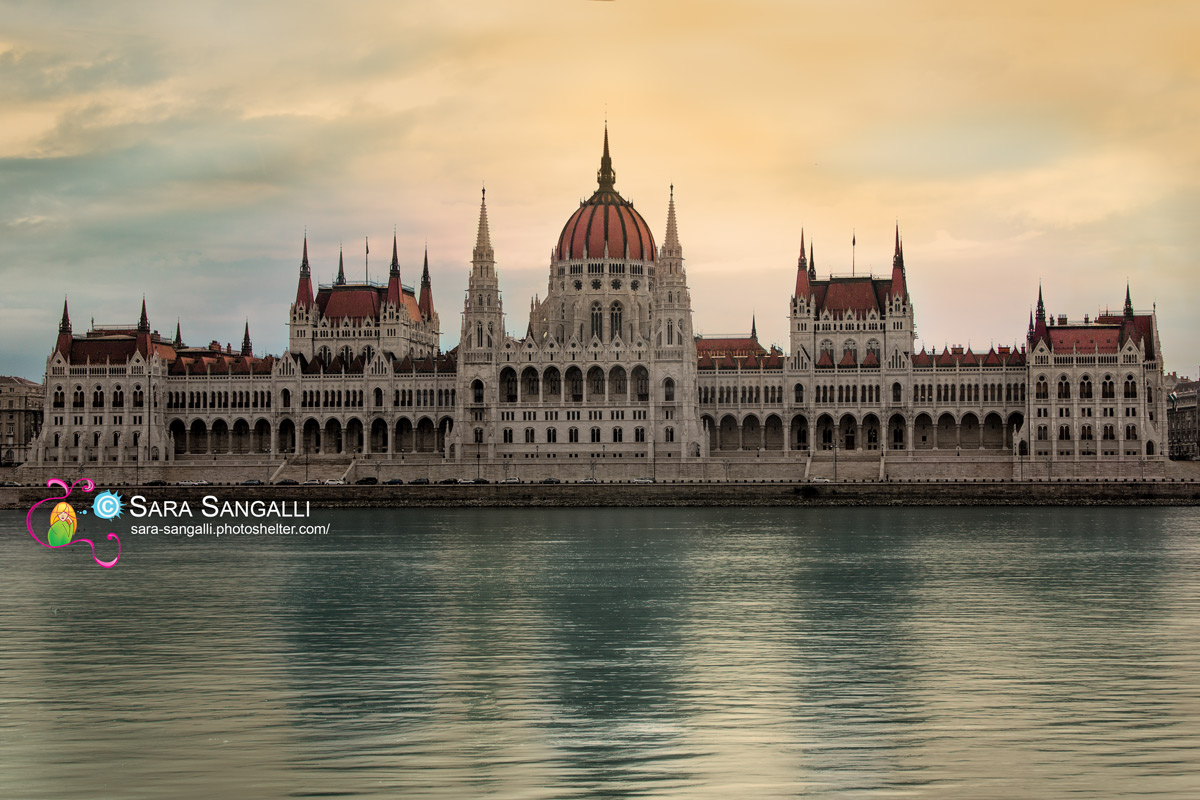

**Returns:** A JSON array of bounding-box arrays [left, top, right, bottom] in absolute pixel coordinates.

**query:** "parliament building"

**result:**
[[26, 130, 1169, 482]]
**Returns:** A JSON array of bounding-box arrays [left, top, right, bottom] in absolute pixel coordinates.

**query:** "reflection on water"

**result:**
[[1, 507, 1198, 798]]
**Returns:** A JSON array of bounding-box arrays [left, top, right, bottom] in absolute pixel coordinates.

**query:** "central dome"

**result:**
[[555, 129, 656, 262]]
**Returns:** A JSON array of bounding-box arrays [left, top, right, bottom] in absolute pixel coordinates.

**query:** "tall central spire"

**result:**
[[597, 124, 616, 192], [662, 184, 680, 254], [474, 186, 493, 262]]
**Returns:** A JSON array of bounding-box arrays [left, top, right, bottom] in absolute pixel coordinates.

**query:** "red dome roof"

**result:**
[[555, 129, 656, 262]]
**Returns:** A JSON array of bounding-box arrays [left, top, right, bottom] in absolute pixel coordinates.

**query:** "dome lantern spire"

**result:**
[[597, 124, 616, 192]]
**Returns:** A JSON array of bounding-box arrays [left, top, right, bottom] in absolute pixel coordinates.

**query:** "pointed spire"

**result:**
[[336, 247, 346, 285], [1036, 284, 1046, 322], [386, 233, 403, 309], [663, 183, 681, 251], [241, 321, 252, 357], [418, 246, 435, 320], [1028, 309, 1034, 332], [795, 230, 810, 298], [596, 123, 616, 192], [890, 224, 908, 300], [174, 319, 182, 348], [473, 186, 494, 264], [1124, 282, 1134, 318], [295, 234, 314, 309], [55, 297, 73, 355], [138, 296, 150, 333], [751, 314, 758, 340], [808, 240, 816, 281]]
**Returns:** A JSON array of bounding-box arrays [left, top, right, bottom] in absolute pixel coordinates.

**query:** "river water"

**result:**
[[2, 506, 1198, 798]]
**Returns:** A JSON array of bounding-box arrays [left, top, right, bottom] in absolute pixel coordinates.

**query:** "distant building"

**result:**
[[1167, 374, 1199, 459], [24, 128, 1170, 480], [1, 376, 43, 465]]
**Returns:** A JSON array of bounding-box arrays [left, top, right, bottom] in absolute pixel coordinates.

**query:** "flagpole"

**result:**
[[365, 237, 369, 284], [852, 229, 856, 276]]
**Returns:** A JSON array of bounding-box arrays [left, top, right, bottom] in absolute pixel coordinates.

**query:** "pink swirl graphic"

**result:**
[[26, 478, 121, 569]]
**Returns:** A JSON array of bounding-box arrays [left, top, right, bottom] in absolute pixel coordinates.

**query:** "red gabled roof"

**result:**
[[861, 350, 879, 368], [697, 353, 715, 370], [816, 350, 834, 368], [983, 347, 1002, 366], [821, 278, 880, 318], [936, 347, 956, 367], [961, 348, 979, 366], [763, 350, 783, 369], [1048, 327, 1120, 354], [912, 349, 933, 367], [838, 349, 857, 367], [696, 337, 765, 356], [317, 286, 381, 321]]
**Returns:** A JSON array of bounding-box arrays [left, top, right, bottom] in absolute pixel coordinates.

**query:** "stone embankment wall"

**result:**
[[4, 479, 1199, 511]]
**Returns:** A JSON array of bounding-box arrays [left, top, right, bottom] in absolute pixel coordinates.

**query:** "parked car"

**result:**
[[457, 478, 475, 484], [410, 477, 430, 485], [276, 479, 299, 485], [540, 477, 561, 484], [473, 478, 491, 484], [439, 477, 459, 485], [810, 476, 831, 483], [144, 479, 167, 486], [178, 479, 210, 486], [324, 479, 345, 486], [500, 476, 521, 484], [632, 477, 655, 484], [355, 477, 378, 485], [240, 479, 264, 486], [383, 478, 405, 485], [302, 479, 321, 485], [579, 477, 598, 484], [0, 480, 21, 487]]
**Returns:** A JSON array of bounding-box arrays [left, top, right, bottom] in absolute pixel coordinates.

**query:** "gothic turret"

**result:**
[[241, 321, 252, 356], [386, 234, 403, 309], [794, 229, 810, 298], [418, 247, 435, 321], [335, 248, 346, 286], [55, 298, 72, 355], [890, 225, 908, 300], [136, 297, 152, 356], [295, 236, 314, 309]]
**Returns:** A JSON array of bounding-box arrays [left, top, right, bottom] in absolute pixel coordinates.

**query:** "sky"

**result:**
[[1, 0, 1197, 382]]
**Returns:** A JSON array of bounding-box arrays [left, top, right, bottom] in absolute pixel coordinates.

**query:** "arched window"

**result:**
[[1124, 377, 1137, 399], [1036, 376, 1049, 400], [609, 302, 623, 342], [1080, 376, 1093, 399], [1057, 376, 1071, 400], [794, 383, 804, 403], [591, 302, 603, 340], [667, 319, 675, 345], [892, 382, 902, 403], [664, 378, 675, 402], [1102, 375, 1115, 399], [374, 388, 383, 407]]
